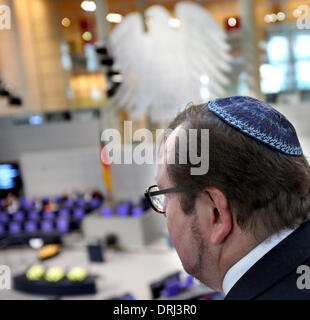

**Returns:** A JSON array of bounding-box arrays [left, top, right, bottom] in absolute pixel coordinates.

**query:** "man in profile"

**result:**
[[153, 96, 310, 299]]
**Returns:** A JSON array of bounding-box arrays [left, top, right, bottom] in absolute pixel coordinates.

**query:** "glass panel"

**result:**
[[294, 34, 310, 60], [267, 36, 289, 63], [260, 63, 288, 93], [296, 61, 310, 90]]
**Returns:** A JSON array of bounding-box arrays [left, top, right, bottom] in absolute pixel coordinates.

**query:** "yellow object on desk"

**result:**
[[38, 244, 61, 260]]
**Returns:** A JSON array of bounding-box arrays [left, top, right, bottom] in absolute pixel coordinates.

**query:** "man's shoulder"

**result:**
[[257, 257, 310, 300], [225, 221, 310, 300]]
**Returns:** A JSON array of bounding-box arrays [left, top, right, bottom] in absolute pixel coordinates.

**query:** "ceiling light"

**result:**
[[264, 14, 272, 23], [228, 17, 237, 27], [106, 13, 123, 23], [270, 13, 277, 23], [168, 18, 181, 29], [277, 12, 286, 21], [81, 1, 96, 12], [82, 31, 92, 41], [61, 17, 71, 27]]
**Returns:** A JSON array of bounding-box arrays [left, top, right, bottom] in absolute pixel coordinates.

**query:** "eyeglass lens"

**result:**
[[150, 186, 165, 212]]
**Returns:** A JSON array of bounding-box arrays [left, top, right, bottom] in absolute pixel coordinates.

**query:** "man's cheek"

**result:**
[[166, 206, 180, 238], [166, 210, 175, 239]]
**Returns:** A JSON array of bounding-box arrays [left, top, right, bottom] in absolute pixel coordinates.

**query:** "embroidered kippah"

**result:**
[[207, 96, 303, 156]]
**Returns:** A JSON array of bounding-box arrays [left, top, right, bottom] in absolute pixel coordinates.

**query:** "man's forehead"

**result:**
[[164, 125, 183, 158], [155, 163, 165, 186], [156, 125, 183, 184]]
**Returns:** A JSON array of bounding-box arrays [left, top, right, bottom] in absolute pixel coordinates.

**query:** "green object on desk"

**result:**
[[26, 265, 45, 281], [45, 267, 65, 282], [67, 267, 88, 282]]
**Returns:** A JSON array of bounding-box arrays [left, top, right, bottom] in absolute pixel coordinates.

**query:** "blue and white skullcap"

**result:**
[[207, 96, 303, 156]]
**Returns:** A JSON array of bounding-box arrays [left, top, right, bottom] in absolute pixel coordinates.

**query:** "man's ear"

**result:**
[[206, 187, 233, 246]]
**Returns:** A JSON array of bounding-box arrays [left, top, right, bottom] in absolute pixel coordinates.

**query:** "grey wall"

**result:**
[[0, 117, 100, 162], [20, 147, 105, 198], [0, 117, 156, 201], [20, 145, 156, 201], [0, 117, 103, 197]]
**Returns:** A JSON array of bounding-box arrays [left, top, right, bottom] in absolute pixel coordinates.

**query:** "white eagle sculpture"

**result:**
[[108, 1, 232, 122]]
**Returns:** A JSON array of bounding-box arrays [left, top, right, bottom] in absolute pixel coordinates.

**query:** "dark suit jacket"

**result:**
[[225, 221, 310, 300]]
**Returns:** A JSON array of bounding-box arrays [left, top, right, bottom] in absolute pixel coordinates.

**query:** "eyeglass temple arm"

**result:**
[[148, 186, 190, 196]]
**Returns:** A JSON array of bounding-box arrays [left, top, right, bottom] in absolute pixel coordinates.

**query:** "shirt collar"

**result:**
[[222, 227, 297, 296]]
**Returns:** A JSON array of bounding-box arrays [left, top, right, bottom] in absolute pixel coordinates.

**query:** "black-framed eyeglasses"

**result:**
[[144, 185, 193, 214]]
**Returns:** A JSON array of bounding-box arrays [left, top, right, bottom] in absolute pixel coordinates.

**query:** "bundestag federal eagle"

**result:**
[[108, 1, 232, 122]]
